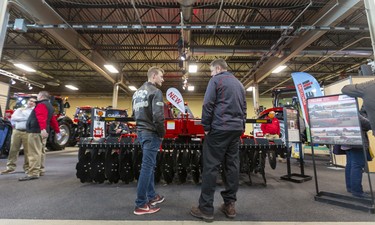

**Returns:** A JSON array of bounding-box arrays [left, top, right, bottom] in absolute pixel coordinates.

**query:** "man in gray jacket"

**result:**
[[342, 79, 375, 136], [1, 97, 36, 174], [191, 58, 247, 222]]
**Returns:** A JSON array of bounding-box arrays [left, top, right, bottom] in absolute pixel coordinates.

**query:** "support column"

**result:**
[[364, 0, 375, 60], [112, 83, 119, 108], [0, 0, 9, 60], [252, 83, 260, 116]]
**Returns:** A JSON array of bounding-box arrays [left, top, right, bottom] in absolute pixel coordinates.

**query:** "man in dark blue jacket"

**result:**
[[191, 58, 247, 222]]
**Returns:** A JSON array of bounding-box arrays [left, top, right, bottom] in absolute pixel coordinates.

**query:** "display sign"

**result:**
[[283, 108, 301, 142], [307, 94, 362, 145], [91, 108, 106, 138], [166, 88, 185, 113]]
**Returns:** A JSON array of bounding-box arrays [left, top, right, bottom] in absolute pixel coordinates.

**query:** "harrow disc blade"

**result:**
[[76, 150, 91, 183]]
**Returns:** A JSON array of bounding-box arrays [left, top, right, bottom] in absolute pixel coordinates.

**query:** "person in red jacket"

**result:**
[[19, 91, 60, 181], [260, 111, 280, 140]]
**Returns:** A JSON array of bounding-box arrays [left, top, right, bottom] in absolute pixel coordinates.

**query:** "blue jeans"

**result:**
[[135, 130, 162, 207], [345, 149, 365, 196]]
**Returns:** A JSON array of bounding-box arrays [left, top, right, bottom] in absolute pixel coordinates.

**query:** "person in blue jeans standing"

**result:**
[[342, 107, 373, 198], [132, 66, 166, 215]]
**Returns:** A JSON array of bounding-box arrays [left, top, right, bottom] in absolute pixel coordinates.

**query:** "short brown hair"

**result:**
[[210, 58, 228, 70], [147, 66, 164, 79]]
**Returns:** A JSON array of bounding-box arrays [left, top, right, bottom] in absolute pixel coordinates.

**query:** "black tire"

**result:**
[[268, 149, 277, 170], [47, 119, 71, 150], [67, 124, 78, 147]]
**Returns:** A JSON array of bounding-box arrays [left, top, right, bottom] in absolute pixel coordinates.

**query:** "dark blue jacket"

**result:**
[[201, 71, 247, 132]]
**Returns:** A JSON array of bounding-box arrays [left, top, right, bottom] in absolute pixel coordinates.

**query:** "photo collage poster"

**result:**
[[307, 95, 362, 145], [283, 108, 301, 142]]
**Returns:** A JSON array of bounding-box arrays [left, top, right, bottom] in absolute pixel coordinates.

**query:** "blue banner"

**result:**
[[291, 72, 323, 125]]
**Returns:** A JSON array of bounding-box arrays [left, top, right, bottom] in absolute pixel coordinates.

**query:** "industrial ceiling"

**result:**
[[0, 0, 373, 98]]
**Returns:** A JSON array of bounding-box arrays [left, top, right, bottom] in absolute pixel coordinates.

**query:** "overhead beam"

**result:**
[[242, 0, 365, 89], [10, 0, 130, 95]]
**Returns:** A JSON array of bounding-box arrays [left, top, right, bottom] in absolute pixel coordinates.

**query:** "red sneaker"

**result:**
[[149, 194, 165, 206], [133, 204, 160, 215]]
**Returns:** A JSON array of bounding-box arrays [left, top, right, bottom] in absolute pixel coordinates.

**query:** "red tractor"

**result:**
[[69, 106, 93, 146], [6, 93, 74, 151]]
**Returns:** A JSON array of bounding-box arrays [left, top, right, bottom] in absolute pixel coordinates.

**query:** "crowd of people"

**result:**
[[1, 91, 61, 181]]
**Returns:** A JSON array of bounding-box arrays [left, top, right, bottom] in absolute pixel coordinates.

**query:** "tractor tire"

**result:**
[[268, 149, 277, 170], [47, 119, 71, 150], [67, 124, 78, 147]]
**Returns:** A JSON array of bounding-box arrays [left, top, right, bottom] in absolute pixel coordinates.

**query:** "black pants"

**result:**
[[199, 129, 243, 215]]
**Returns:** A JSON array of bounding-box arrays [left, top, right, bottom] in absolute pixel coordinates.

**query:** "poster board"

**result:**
[[283, 108, 300, 142], [0, 81, 10, 117], [307, 95, 362, 145], [324, 76, 375, 171]]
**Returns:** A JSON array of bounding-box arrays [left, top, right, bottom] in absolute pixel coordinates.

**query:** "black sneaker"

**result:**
[[352, 192, 371, 198], [149, 194, 165, 206], [190, 206, 214, 222], [18, 175, 39, 181]]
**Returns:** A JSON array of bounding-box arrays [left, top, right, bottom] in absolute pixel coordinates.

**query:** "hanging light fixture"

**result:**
[[10, 79, 16, 85], [28, 83, 33, 90]]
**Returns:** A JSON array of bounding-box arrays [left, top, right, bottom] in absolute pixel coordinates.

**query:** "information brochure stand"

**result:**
[[280, 107, 312, 183], [307, 94, 374, 213]]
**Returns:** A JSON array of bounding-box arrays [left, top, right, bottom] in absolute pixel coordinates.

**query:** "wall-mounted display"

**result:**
[[307, 95, 362, 145]]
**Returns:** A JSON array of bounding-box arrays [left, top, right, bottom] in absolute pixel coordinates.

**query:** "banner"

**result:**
[[166, 88, 185, 113], [291, 72, 323, 125]]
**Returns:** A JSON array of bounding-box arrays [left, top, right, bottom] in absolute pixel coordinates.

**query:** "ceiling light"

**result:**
[[46, 81, 60, 86], [104, 64, 119, 73], [14, 63, 36, 72], [128, 86, 137, 91], [65, 85, 79, 90], [272, 65, 287, 73], [187, 86, 195, 91], [180, 53, 186, 61], [246, 87, 253, 92], [28, 83, 33, 90], [188, 64, 198, 73], [11, 79, 16, 85]]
